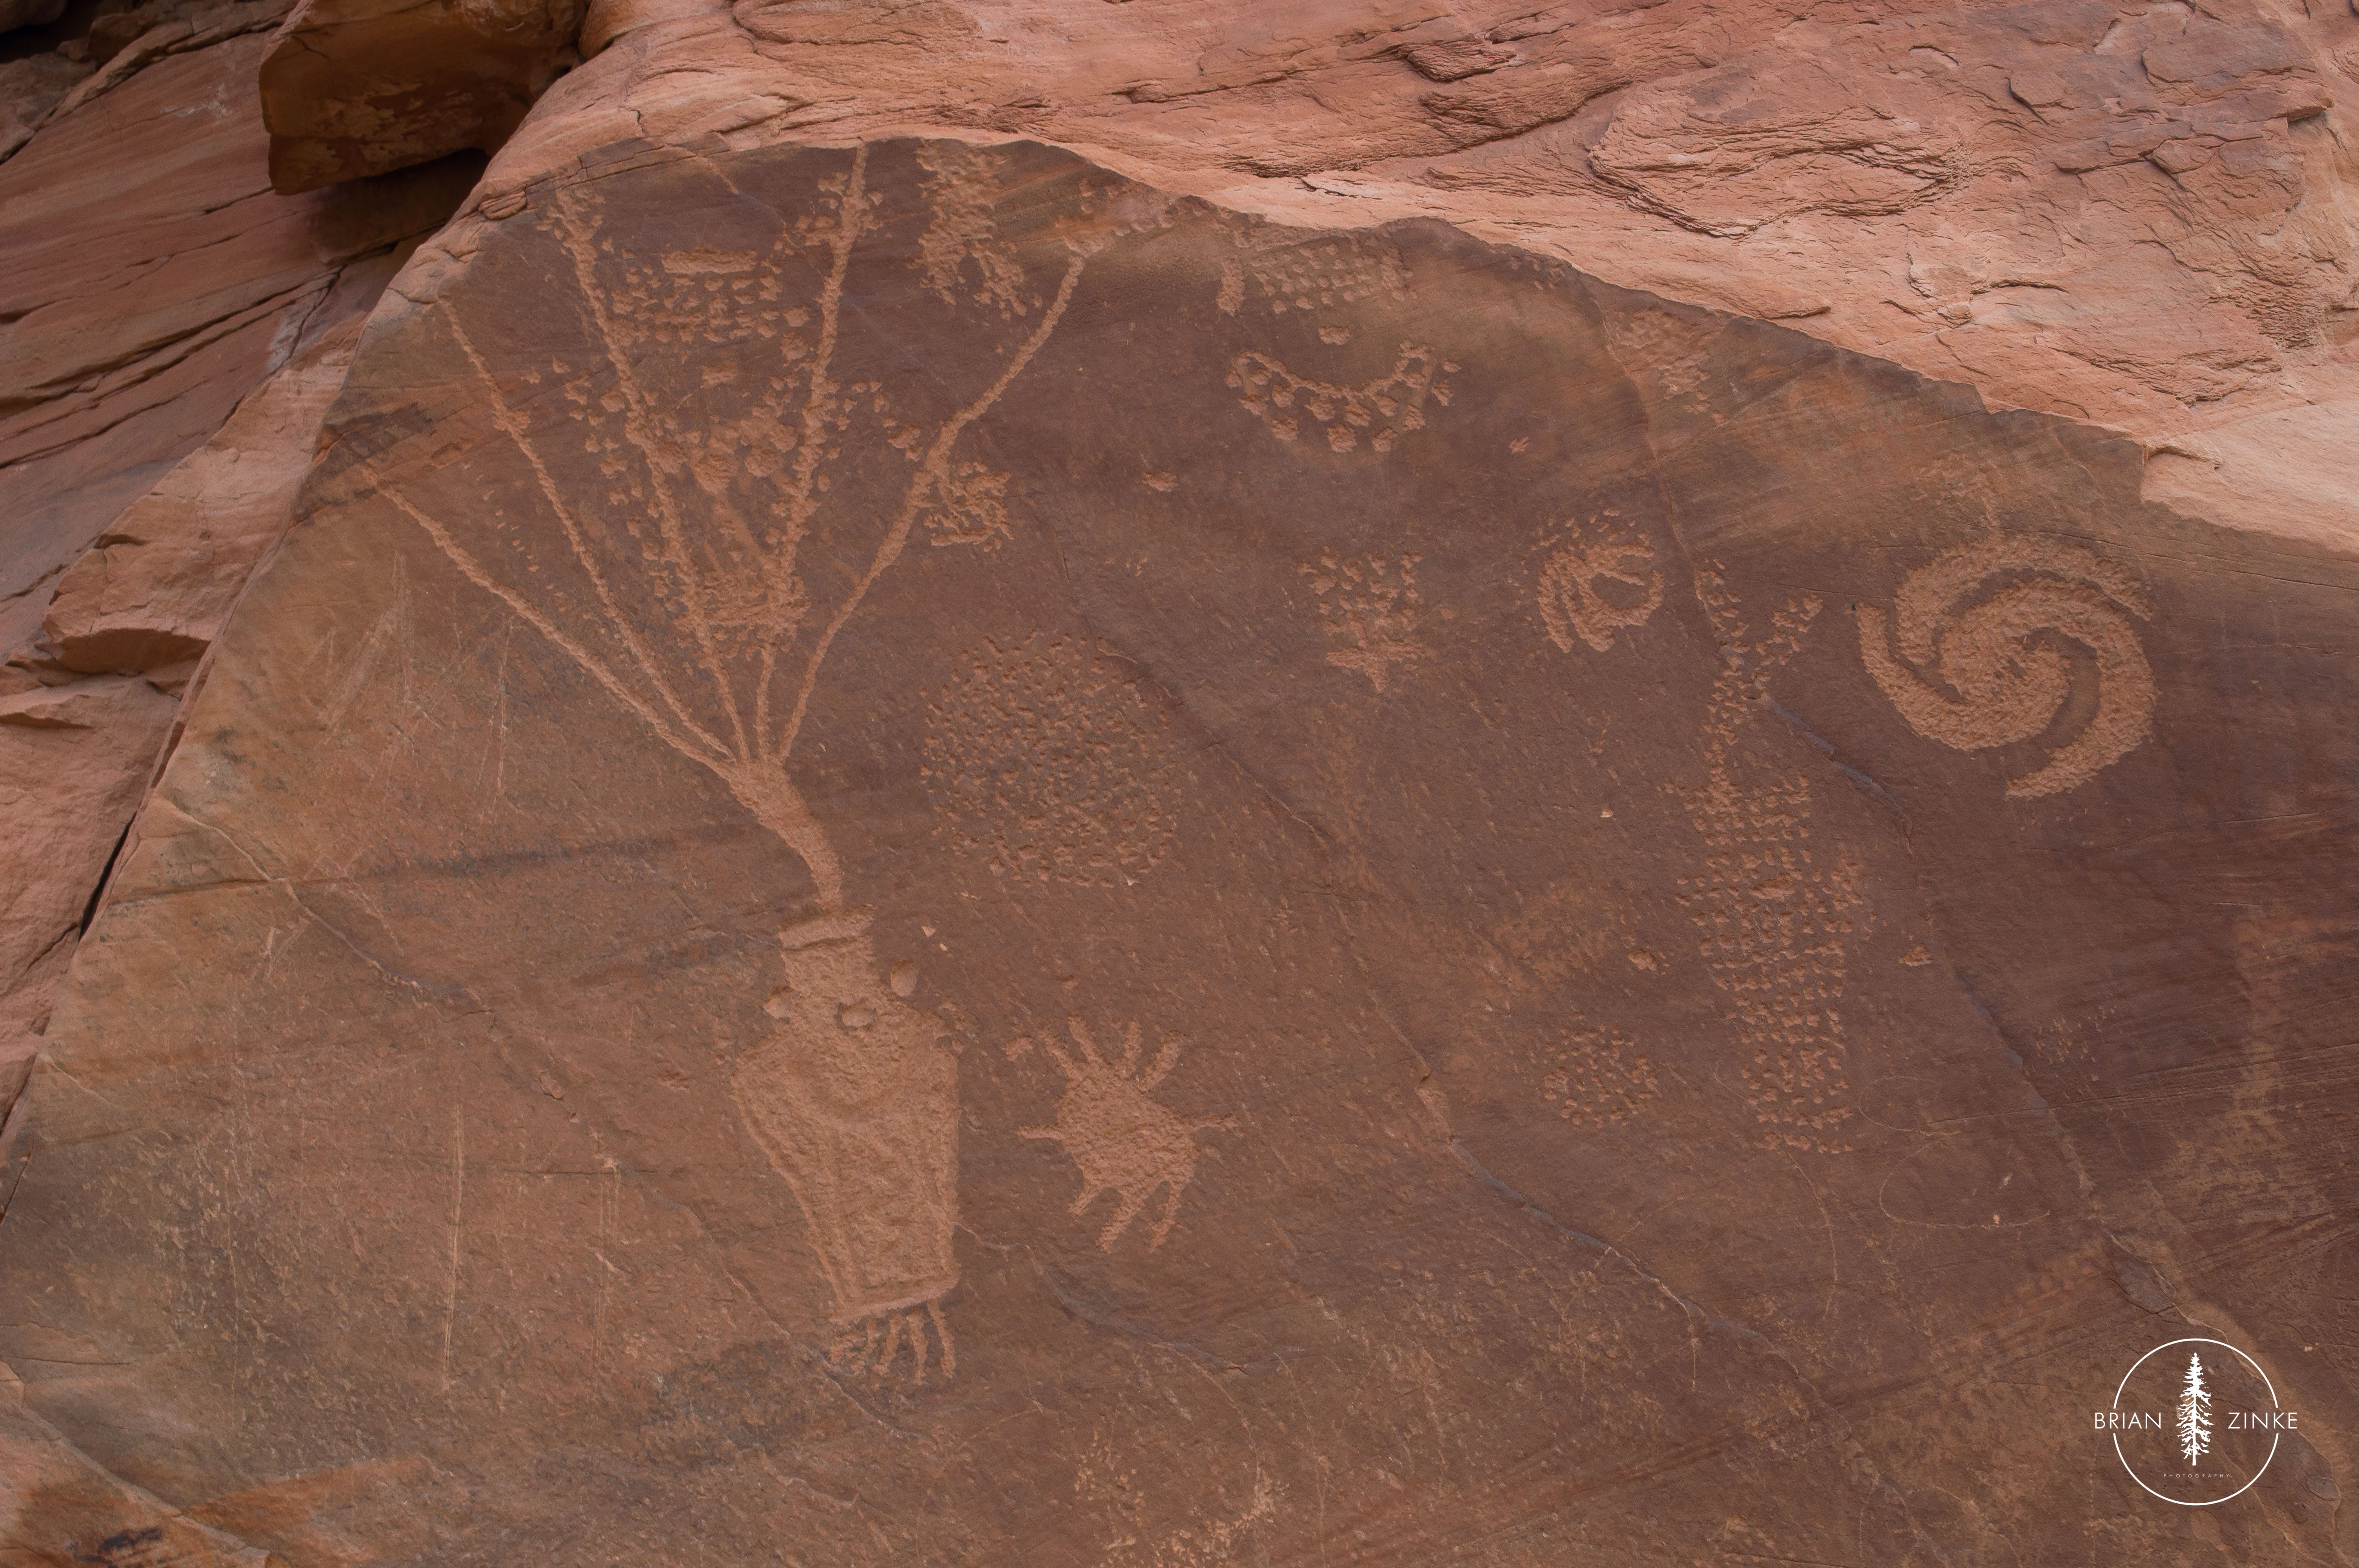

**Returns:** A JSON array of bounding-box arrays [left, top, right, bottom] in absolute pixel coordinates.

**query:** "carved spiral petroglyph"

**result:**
[[1537, 519, 1662, 653], [1857, 537, 2154, 799]]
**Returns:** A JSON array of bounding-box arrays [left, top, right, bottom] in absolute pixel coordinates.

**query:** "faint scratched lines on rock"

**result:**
[[1300, 550, 1432, 692], [1226, 344, 1452, 453], [922, 634, 1180, 887], [1010, 1018, 1234, 1250], [1540, 1029, 1662, 1129], [1857, 535, 2154, 798], [1537, 515, 1662, 653], [1679, 571, 1859, 1154]]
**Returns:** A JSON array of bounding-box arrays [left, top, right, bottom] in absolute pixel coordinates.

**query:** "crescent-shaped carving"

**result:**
[[1856, 536, 2154, 799]]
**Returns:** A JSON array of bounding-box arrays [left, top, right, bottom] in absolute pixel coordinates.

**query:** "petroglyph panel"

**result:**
[[1680, 572, 1861, 1154], [922, 634, 1181, 887], [1216, 233, 1409, 319], [734, 910, 960, 1374], [6, 132, 2350, 1568], [1226, 344, 1452, 453], [1537, 514, 1663, 653], [1010, 1016, 1232, 1251]]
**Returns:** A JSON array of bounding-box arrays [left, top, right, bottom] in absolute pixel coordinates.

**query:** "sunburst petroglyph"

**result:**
[[1010, 1017, 1234, 1251]]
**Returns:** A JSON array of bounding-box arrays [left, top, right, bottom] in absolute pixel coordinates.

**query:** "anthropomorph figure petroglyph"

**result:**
[[1678, 570, 1863, 1154], [380, 143, 1110, 1375]]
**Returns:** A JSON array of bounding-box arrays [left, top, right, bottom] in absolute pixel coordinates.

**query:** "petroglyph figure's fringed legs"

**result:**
[[831, 1300, 958, 1383]]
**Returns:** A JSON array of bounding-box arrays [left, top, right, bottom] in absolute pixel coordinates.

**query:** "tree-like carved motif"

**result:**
[[376, 144, 1121, 1375]]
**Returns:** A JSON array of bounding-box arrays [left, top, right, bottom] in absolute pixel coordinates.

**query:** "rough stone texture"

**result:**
[[0, 18, 476, 669], [0, 54, 87, 162], [0, 676, 176, 1176], [44, 322, 360, 678], [4, 134, 2354, 1563], [0, 0, 475, 1407], [462, 0, 2357, 551], [0, 0, 65, 37], [259, 0, 589, 193], [0, 324, 360, 1294]]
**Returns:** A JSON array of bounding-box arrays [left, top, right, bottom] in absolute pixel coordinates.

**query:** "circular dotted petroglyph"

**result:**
[[923, 634, 1180, 887]]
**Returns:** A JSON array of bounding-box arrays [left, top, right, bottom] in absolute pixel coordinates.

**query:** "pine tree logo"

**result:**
[[2105, 1336, 2290, 1505], [2176, 1351, 2213, 1465]]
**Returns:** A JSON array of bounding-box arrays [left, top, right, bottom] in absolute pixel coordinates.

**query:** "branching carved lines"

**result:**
[[1856, 535, 2154, 799], [761, 144, 875, 752], [380, 486, 714, 767], [554, 199, 757, 760], [775, 250, 1089, 769], [389, 143, 1090, 916], [377, 145, 1108, 1368], [442, 315, 729, 763]]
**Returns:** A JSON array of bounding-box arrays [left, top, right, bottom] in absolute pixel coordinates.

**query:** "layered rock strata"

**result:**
[[0, 0, 469, 1239]]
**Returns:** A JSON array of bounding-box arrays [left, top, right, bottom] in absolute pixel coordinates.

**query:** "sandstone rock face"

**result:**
[[259, 0, 588, 193], [0, 325, 359, 1303], [4, 135, 2353, 1562], [0, 0, 474, 1381], [0, 17, 474, 669], [42, 323, 359, 679], [476, 0, 2357, 548], [0, 676, 177, 1112]]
